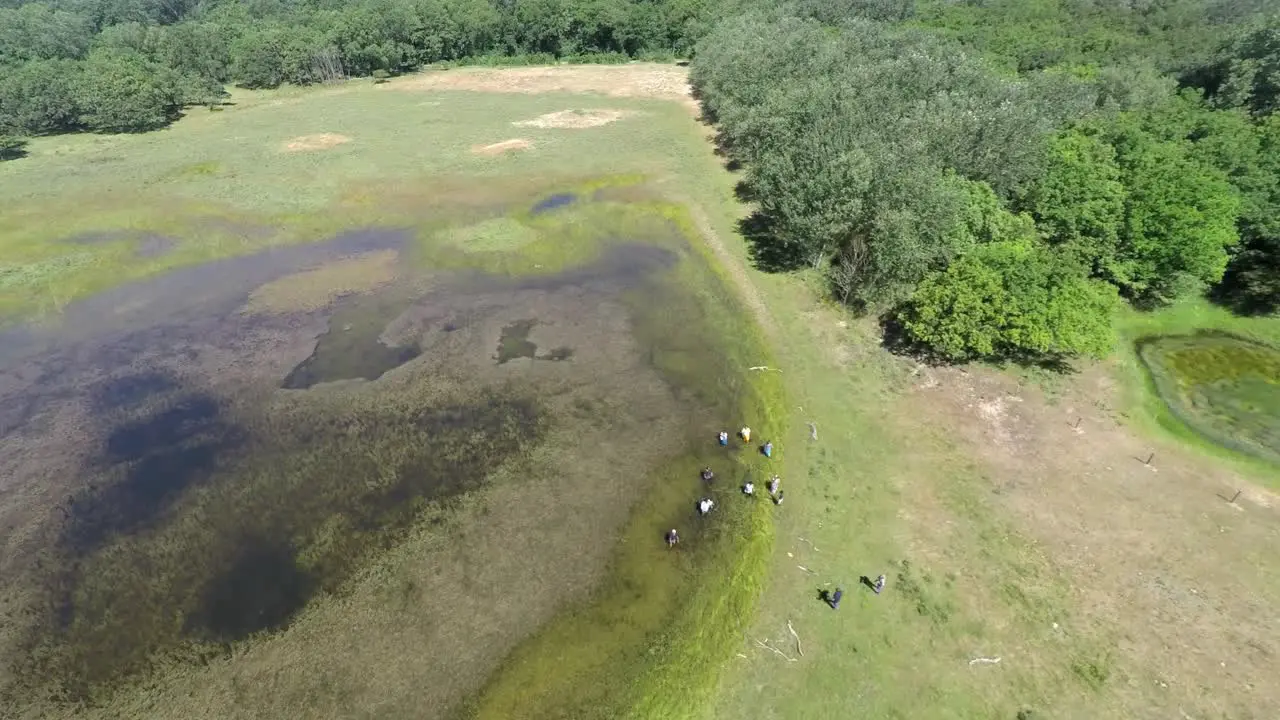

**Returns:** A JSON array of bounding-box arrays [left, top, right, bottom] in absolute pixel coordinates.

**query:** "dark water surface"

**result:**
[[0, 224, 684, 704]]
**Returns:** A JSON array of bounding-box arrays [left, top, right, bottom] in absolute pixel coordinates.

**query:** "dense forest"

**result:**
[[0, 0, 727, 139], [1, 0, 1279, 358], [693, 0, 1280, 359]]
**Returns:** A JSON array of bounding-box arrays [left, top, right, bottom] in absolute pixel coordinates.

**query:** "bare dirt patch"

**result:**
[[241, 250, 399, 315], [471, 138, 533, 155], [281, 133, 351, 152], [907, 362, 1280, 719], [513, 109, 627, 129], [392, 63, 691, 102]]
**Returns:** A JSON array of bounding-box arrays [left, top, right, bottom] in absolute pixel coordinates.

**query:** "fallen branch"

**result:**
[[787, 620, 804, 657], [755, 638, 797, 662], [796, 564, 816, 574], [968, 656, 1002, 666], [797, 537, 820, 552], [747, 366, 782, 373]]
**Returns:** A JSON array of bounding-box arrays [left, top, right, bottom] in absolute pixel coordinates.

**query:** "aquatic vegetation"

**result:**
[[1138, 332, 1280, 463]]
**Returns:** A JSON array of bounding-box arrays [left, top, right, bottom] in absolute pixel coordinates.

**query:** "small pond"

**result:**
[[1137, 331, 1280, 463]]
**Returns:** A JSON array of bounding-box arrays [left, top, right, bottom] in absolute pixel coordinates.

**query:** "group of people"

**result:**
[[666, 425, 781, 549], [661, 426, 888, 609]]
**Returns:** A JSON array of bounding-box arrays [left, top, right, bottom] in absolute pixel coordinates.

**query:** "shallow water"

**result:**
[[0, 201, 731, 716], [530, 193, 577, 215], [1137, 331, 1280, 463]]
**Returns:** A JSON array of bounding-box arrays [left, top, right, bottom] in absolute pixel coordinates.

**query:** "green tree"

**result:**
[[0, 4, 93, 65], [0, 58, 82, 134], [1216, 113, 1280, 314], [1211, 18, 1280, 116], [1021, 128, 1127, 273], [744, 119, 873, 271], [74, 48, 182, 133], [1105, 117, 1241, 304], [899, 240, 1119, 361]]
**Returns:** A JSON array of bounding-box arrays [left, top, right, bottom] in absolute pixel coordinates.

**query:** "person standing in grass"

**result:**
[[740, 426, 751, 443], [718, 430, 729, 446], [666, 528, 679, 547], [762, 441, 773, 458], [828, 587, 843, 609], [767, 475, 780, 496], [873, 574, 886, 594]]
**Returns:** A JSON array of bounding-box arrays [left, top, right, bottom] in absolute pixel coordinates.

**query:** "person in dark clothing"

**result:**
[[666, 528, 679, 547], [828, 587, 844, 609], [772, 491, 784, 505], [873, 574, 886, 594]]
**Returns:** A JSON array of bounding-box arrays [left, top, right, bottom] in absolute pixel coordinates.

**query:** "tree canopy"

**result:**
[[0, 0, 727, 135], [692, 0, 1280, 363]]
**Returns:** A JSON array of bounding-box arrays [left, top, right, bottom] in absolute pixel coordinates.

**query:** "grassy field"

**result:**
[[3, 63, 1279, 720]]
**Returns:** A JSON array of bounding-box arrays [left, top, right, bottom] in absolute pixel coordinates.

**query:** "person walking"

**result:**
[[700, 467, 715, 482], [828, 587, 844, 609], [762, 441, 773, 458], [718, 431, 729, 447], [740, 426, 751, 443], [666, 528, 679, 547], [767, 475, 780, 496], [872, 574, 886, 594], [743, 481, 754, 496], [772, 491, 784, 506], [698, 498, 715, 516]]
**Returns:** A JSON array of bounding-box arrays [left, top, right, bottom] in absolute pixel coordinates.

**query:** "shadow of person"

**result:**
[[817, 588, 831, 605], [859, 575, 876, 591]]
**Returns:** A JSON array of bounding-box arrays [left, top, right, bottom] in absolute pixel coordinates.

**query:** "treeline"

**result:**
[[0, 0, 723, 141], [692, 0, 1280, 362]]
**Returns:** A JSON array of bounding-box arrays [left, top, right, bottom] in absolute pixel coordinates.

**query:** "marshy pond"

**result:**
[[1137, 332, 1280, 464], [0, 190, 768, 718]]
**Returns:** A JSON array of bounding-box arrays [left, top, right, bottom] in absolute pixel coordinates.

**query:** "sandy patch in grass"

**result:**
[[241, 250, 398, 314], [472, 138, 533, 155], [513, 109, 627, 129], [392, 63, 691, 102], [281, 133, 352, 152]]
